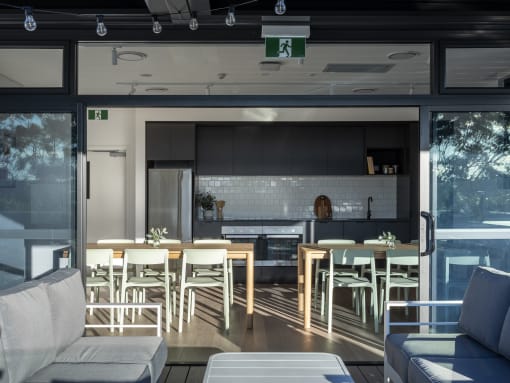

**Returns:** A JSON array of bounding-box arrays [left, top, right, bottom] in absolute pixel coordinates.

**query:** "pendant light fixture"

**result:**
[[152, 15, 162, 34], [274, 0, 286, 15], [225, 7, 235, 27], [23, 7, 37, 32], [189, 12, 199, 31], [96, 15, 107, 37]]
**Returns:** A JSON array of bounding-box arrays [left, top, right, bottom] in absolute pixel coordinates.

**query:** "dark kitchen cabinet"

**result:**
[[343, 221, 379, 242], [365, 126, 407, 148], [196, 126, 233, 174], [232, 125, 264, 174], [313, 221, 344, 242], [146, 122, 195, 161], [290, 126, 328, 174], [262, 126, 292, 174], [327, 126, 365, 174]]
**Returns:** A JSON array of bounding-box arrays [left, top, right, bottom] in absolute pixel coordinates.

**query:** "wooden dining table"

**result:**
[[297, 243, 419, 329], [87, 242, 255, 329]]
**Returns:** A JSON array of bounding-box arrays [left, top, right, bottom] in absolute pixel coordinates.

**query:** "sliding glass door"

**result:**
[[0, 113, 77, 288], [422, 109, 510, 323]]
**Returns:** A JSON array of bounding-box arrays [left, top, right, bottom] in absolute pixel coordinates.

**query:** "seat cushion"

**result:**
[[41, 268, 86, 353], [385, 333, 499, 382], [0, 280, 56, 383], [25, 362, 151, 383], [408, 357, 510, 383], [56, 336, 167, 383], [458, 266, 510, 353]]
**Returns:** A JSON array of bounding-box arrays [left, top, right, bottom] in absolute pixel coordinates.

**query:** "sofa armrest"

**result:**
[[384, 300, 463, 338], [85, 303, 163, 336]]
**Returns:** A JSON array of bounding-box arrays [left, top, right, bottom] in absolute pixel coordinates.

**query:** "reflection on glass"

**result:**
[[445, 48, 510, 88], [432, 112, 510, 229], [0, 113, 76, 289], [430, 111, 510, 328], [0, 48, 64, 88]]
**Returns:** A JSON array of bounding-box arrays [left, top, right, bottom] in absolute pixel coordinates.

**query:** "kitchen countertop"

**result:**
[[197, 218, 410, 223]]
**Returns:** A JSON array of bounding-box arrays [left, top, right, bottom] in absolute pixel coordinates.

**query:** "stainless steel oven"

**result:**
[[221, 225, 303, 283]]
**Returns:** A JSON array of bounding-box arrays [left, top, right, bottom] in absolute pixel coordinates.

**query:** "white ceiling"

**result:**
[[77, 43, 431, 95]]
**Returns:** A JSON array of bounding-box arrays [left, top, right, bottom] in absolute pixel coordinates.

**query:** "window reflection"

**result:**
[[432, 112, 510, 229], [0, 113, 76, 289]]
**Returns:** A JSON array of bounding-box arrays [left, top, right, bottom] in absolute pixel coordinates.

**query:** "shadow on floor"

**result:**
[[167, 347, 224, 364]]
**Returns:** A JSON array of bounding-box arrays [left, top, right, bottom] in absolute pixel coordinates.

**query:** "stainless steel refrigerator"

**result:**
[[147, 168, 192, 242]]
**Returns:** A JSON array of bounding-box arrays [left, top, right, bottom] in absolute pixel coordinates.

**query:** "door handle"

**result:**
[[86, 161, 90, 199], [420, 211, 435, 256]]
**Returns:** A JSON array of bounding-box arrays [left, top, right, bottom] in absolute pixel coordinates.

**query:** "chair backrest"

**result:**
[[386, 249, 419, 267], [193, 239, 232, 245], [124, 248, 168, 265], [318, 239, 355, 245], [331, 248, 374, 266], [86, 248, 113, 267], [182, 248, 227, 266], [97, 239, 135, 244]]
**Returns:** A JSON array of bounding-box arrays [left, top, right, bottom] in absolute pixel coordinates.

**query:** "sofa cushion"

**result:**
[[458, 266, 510, 353], [498, 307, 510, 359], [408, 356, 510, 383], [56, 336, 167, 383], [385, 333, 499, 382], [40, 268, 86, 353], [25, 363, 151, 383], [0, 280, 56, 383]]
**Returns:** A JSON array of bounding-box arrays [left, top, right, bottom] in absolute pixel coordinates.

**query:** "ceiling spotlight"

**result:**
[[152, 15, 162, 34], [23, 7, 37, 32], [96, 15, 107, 37], [189, 12, 199, 31], [225, 7, 235, 27], [274, 0, 286, 15]]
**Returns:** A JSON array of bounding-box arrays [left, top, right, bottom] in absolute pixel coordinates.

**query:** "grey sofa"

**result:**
[[0, 268, 167, 383], [385, 266, 510, 383]]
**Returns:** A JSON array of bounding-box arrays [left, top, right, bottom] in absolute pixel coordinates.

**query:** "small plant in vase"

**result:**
[[146, 226, 167, 247], [379, 231, 397, 249], [196, 192, 216, 220]]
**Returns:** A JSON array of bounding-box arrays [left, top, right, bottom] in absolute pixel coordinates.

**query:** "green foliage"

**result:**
[[196, 192, 216, 210]]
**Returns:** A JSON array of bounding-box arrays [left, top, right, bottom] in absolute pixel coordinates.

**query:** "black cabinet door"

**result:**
[[327, 126, 365, 174], [365, 126, 406, 148], [146, 122, 195, 161], [263, 125, 292, 174], [290, 126, 328, 174], [232, 125, 264, 174], [313, 221, 344, 242], [196, 126, 233, 175], [343, 221, 379, 242]]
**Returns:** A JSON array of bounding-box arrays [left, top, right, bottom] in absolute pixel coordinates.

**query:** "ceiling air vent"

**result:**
[[259, 61, 282, 71], [323, 64, 395, 73]]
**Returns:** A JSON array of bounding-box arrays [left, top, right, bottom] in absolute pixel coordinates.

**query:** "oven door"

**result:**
[[223, 234, 261, 266], [261, 234, 301, 266]]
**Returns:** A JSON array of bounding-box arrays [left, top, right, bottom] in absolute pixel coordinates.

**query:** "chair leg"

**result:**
[[89, 289, 94, 315], [166, 284, 171, 333], [361, 288, 366, 323], [379, 282, 385, 324], [187, 289, 192, 323], [404, 288, 409, 315], [228, 259, 234, 306], [313, 261, 319, 310], [320, 272, 327, 316], [327, 283, 333, 333], [224, 284, 230, 331], [178, 285, 186, 333], [120, 285, 127, 333]]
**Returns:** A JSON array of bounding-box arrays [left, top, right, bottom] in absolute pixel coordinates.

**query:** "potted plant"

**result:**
[[378, 231, 397, 249], [196, 192, 216, 220], [146, 226, 167, 247]]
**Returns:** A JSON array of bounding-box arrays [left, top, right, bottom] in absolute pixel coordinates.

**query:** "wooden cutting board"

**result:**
[[314, 195, 332, 220]]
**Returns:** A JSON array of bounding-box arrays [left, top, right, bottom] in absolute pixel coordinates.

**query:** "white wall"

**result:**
[[87, 107, 419, 238]]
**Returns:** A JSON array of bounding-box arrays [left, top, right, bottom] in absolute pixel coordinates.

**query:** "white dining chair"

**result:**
[[379, 248, 419, 322], [192, 239, 234, 305], [96, 239, 134, 301], [178, 248, 229, 333], [86, 248, 115, 331], [315, 239, 357, 314], [120, 248, 172, 333], [325, 248, 379, 333]]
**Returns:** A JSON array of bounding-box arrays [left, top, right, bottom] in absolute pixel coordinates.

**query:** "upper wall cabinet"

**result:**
[[327, 126, 365, 174], [146, 122, 195, 161], [197, 126, 234, 175]]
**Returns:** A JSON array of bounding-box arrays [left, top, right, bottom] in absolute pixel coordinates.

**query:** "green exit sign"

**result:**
[[88, 109, 108, 120], [265, 37, 306, 58]]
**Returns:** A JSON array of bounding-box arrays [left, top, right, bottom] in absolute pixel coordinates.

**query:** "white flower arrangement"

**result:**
[[146, 226, 168, 244], [378, 231, 396, 248]]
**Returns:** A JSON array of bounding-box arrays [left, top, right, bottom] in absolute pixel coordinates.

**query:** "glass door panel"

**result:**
[[429, 111, 510, 323]]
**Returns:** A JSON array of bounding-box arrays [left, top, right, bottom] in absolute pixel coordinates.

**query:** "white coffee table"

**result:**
[[202, 352, 354, 383]]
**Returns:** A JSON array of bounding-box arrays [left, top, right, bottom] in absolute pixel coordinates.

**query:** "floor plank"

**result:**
[[360, 365, 384, 383], [186, 366, 207, 383], [166, 366, 190, 383], [346, 366, 369, 383]]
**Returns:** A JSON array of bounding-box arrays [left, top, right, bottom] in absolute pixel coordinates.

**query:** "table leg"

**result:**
[[297, 246, 304, 312], [246, 250, 254, 329], [304, 254, 313, 329]]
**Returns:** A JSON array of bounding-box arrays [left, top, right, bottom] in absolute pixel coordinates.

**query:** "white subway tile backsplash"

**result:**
[[196, 175, 397, 220]]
